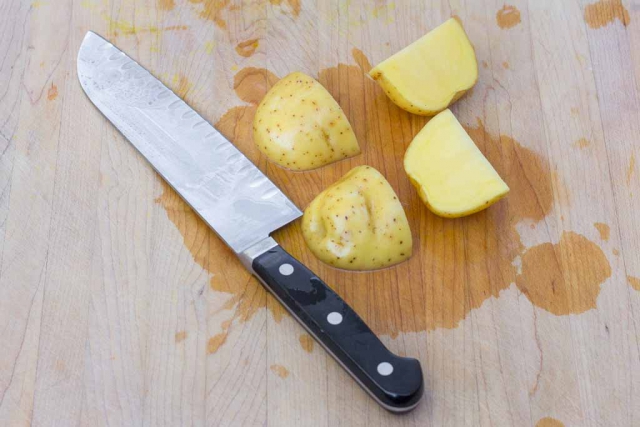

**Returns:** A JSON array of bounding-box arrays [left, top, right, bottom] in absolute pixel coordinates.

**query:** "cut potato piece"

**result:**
[[302, 166, 412, 270], [369, 18, 478, 116], [404, 110, 509, 217], [253, 72, 360, 170]]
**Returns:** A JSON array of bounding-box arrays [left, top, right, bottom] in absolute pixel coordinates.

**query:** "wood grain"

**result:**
[[1, 0, 639, 425]]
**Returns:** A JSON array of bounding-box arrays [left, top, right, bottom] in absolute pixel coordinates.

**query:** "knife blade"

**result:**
[[77, 31, 423, 412]]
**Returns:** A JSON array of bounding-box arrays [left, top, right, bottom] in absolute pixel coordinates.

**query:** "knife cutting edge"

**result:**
[[77, 31, 424, 412]]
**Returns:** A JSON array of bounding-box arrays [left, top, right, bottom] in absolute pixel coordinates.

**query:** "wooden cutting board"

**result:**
[[1, 0, 639, 425]]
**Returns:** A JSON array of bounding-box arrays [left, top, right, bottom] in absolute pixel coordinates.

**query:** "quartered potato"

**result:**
[[404, 109, 509, 218], [369, 18, 478, 116], [302, 166, 412, 270], [253, 72, 360, 170]]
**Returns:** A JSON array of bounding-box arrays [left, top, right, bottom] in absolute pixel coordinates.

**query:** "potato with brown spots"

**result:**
[[253, 72, 360, 170], [302, 166, 412, 270]]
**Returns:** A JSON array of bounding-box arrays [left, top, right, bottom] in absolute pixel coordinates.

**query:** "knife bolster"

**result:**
[[239, 236, 278, 272]]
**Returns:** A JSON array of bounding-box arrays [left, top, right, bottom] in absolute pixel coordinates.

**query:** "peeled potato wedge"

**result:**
[[253, 72, 360, 171], [404, 109, 509, 218], [302, 166, 412, 270], [369, 18, 478, 116]]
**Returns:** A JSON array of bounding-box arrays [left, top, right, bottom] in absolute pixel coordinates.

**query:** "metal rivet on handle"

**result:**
[[377, 362, 393, 376], [327, 312, 343, 325], [279, 263, 294, 276]]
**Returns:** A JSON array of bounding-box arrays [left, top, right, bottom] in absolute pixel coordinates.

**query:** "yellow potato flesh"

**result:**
[[369, 18, 478, 116], [253, 72, 360, 170], [302, 166, 412, 271], [404, 110, 509, 218]]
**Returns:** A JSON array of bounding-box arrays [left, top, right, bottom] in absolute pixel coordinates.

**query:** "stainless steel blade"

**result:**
[[77, 32, 301, 254]]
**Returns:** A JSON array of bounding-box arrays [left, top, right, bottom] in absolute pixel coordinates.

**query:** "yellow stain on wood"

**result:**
[[627, 153, 636, 185], [47, 83, 58, 101], [102, 14, 188, 36], [629, 276, 640, 292], [175, 331, 187, 343], [502, 61, 510, 69], [299, 334, 314, 353], [269, 0, 301, 17], [80, 0, 98, 9], [574, 137, 590, 149], [481, 60, 488, 69], [584, 0, 630, 29], [171, 74, 193, 98], [496, 5, 521, 29], [235, 39, 260, 57], [613, 248, 620, 256], [204, 40, 217, 54], [517, 232, 611, 315], [207, 332, 228, 354], [536, 417, 565, 427], [594, 222, 610, 241], [32, 0, 45, 7], [270, 364, 290, 378], [371, 2, 395, 23]]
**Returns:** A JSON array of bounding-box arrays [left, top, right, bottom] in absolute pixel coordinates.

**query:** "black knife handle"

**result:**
[[251, 244, 424, 412]]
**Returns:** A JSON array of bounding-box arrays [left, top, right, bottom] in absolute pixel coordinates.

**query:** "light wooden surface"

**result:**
[[1, 0, 640, 426]]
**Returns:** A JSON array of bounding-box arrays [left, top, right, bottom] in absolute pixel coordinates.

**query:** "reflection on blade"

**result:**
[[77, 32, 301, 253]]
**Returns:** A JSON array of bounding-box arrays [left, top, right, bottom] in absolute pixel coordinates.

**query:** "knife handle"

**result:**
[[250, 243, 424, 413]]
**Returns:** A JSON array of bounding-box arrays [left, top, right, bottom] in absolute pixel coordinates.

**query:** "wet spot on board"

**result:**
[[156, 50, 595, 335], [47, 83, 58, 101], [189, 0, 235, 29], [269, 0, 301, 17], [584, 0, 630, 29], [571, 107, 580, 116], [158, 0, 175, 10], [629, 276, 640, 292], [352, 48, 372, 73], [207, 332, 228, 354], [536, 417, 565, 427], [627, 153, 636, 185], [235, 39, 260, 57], [574, 138, 590, 149], [270, 364, 290, 378], [517, 232, 611, 315], [496, 5, 521, 29], [175, 330, 187, 343], [422, 119, 559, 328], [299, 334, 314, 353], [594, 222, 610, 241]]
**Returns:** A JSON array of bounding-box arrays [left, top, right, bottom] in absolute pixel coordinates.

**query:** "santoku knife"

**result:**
[[77, 31, 424, 412]]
